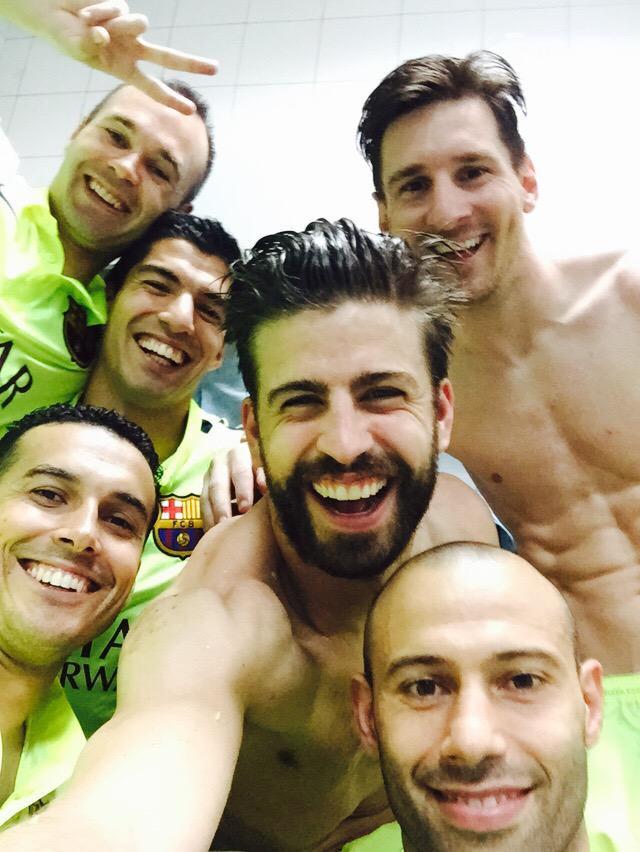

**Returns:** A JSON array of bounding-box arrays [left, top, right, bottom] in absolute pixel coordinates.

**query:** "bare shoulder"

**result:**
[[415, 472, 499, 550], [558, 248, 640, 308], [120, 570, 301, 711], [175, 497, 280, 596]]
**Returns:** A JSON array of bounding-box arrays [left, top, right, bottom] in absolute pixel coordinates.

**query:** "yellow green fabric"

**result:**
[[342, 822, 403, 851], [0, 680, 85, 830], [62, 401, 241, 735], [585, 672, 640, 851], [0, 185, 106, 434]]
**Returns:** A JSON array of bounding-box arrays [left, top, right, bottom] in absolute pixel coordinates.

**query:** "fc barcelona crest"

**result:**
[[153, 493, 203, 559]]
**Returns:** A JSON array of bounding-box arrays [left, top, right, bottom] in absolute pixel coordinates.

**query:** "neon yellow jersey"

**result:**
[[342, 823, 403, 851], [585, 673, 640, 851], [62, 401, 241, 735], [0, 680, 85, 830], [0, 186, 106, 433]]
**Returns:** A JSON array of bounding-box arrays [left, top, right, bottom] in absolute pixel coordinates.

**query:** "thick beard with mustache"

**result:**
[[263, 435, 438, 579]]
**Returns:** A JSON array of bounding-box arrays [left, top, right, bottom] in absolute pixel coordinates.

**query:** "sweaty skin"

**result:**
[[0, 298, 497, 851], [377, 95, 640, 675], [6, 483, 494, 852]]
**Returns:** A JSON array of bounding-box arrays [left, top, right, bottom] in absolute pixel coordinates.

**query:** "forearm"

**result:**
[[0, 0, 60, 39], [0, 699, 244, 852]]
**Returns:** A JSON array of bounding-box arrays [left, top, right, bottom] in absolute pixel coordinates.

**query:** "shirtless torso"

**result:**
[[181, 474, 497, 851], [0, 473, 495, 852], [450, 250, 640, 674]]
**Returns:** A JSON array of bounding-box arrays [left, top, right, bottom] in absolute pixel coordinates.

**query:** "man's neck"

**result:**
[[59, 233, 111, 283], [454, 248, 561, 358], [0, 650, 55, 738], [84, 367, 190, 462], [271, 506, 416, 637], [48, 193, 112, 283]]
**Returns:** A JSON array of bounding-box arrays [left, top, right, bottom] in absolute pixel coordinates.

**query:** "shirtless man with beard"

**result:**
[[0, 219, 497, 852]]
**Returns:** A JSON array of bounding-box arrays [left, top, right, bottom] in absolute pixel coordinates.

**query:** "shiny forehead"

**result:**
[[366, 544, 577, 681]]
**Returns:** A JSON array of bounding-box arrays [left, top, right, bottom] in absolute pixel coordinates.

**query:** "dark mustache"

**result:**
[[297, 452, 401, 480], [415, 757, 515, 788]]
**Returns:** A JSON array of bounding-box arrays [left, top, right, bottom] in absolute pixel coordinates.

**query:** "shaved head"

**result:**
[[364, 542, 578, 684], [353, 541, 603, 852]]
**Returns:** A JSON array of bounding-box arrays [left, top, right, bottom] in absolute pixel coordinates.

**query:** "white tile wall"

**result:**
[[1, 1, 639, 254]]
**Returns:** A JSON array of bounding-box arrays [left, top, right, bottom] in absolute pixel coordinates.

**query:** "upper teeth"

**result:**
[[26, 562, 89, 593], [312, 478, 386, 501], [137, 334, 185, 365], [433, 235, 482, 254], [89, 178, 124, 210], [440, 790, 520, 808]]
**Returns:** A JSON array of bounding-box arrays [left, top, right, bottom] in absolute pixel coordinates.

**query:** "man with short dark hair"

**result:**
[[351, 543, 604, 852], [357, 49, 640, 849], [0, 219, 498, 851], [0, 0, 217, 433], [0, 402, 158, 830], [60, 210, 243, 736]]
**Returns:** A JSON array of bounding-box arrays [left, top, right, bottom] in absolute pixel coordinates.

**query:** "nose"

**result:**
[[160, 291, 195, 335], [428, 176, 473, 235], [315, 395, 374, 465], [111, 151, 141, 185], [55, 504, 101, 555], [440, 684, 506, 766]]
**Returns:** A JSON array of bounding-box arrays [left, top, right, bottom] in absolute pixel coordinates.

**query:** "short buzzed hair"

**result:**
[[362, 541, 579, 684], [78, 80, 214, 204]]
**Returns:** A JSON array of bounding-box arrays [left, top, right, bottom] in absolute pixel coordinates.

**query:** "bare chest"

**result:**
[[451, 314, 640, 548], [218, 632, 384, 851]]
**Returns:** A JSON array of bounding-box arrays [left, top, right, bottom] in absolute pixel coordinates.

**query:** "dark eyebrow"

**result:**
[[24, 466, 150, 524], [158, 149, 180, 181], [267, 380, 327, 408], [115, 492, 152, 525], [494, 649, 561, 668], [387, 164, 425, 190], [110, 116, 180, 181], [351, 371, 417, 393], [387, 151, 498, 189], [386, 655, 447, 678], [24, 465, 76, 482], [136, 264, 180, 284]]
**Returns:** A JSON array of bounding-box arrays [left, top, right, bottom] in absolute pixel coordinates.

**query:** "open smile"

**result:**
[[20, 559, 98, 594], [308, 476, 393, 530], [135, 333, 191, 369], [431, 234, 487, 261], [84, 175, 130, 214], [428, 784, 533, 832]]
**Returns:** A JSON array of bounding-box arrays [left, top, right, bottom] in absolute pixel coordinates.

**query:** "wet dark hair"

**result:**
[[79, 79, 214, 204], [105, 210, 240, 297], [0, 403, 162, 511], [358, 51, 527, 196], [225, 218, 459, 402]]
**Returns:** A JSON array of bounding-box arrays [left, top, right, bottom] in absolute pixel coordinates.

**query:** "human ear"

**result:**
[[351, 674, 380, 756]]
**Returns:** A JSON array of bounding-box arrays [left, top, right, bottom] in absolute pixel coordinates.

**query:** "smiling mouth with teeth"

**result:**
[[136, 334, 188, 367], [311, 478, 389, 514], [85, 176, 128, 212], [431, 235, 485, 260], [21, 560, 96, 594]]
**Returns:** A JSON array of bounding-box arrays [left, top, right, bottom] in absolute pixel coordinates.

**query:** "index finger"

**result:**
[[125, 68, 200, 114], [138, 38, 218, 76]]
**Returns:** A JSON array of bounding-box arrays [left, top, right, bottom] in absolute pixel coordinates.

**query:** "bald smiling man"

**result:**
[[351, 543, 606, 852]]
